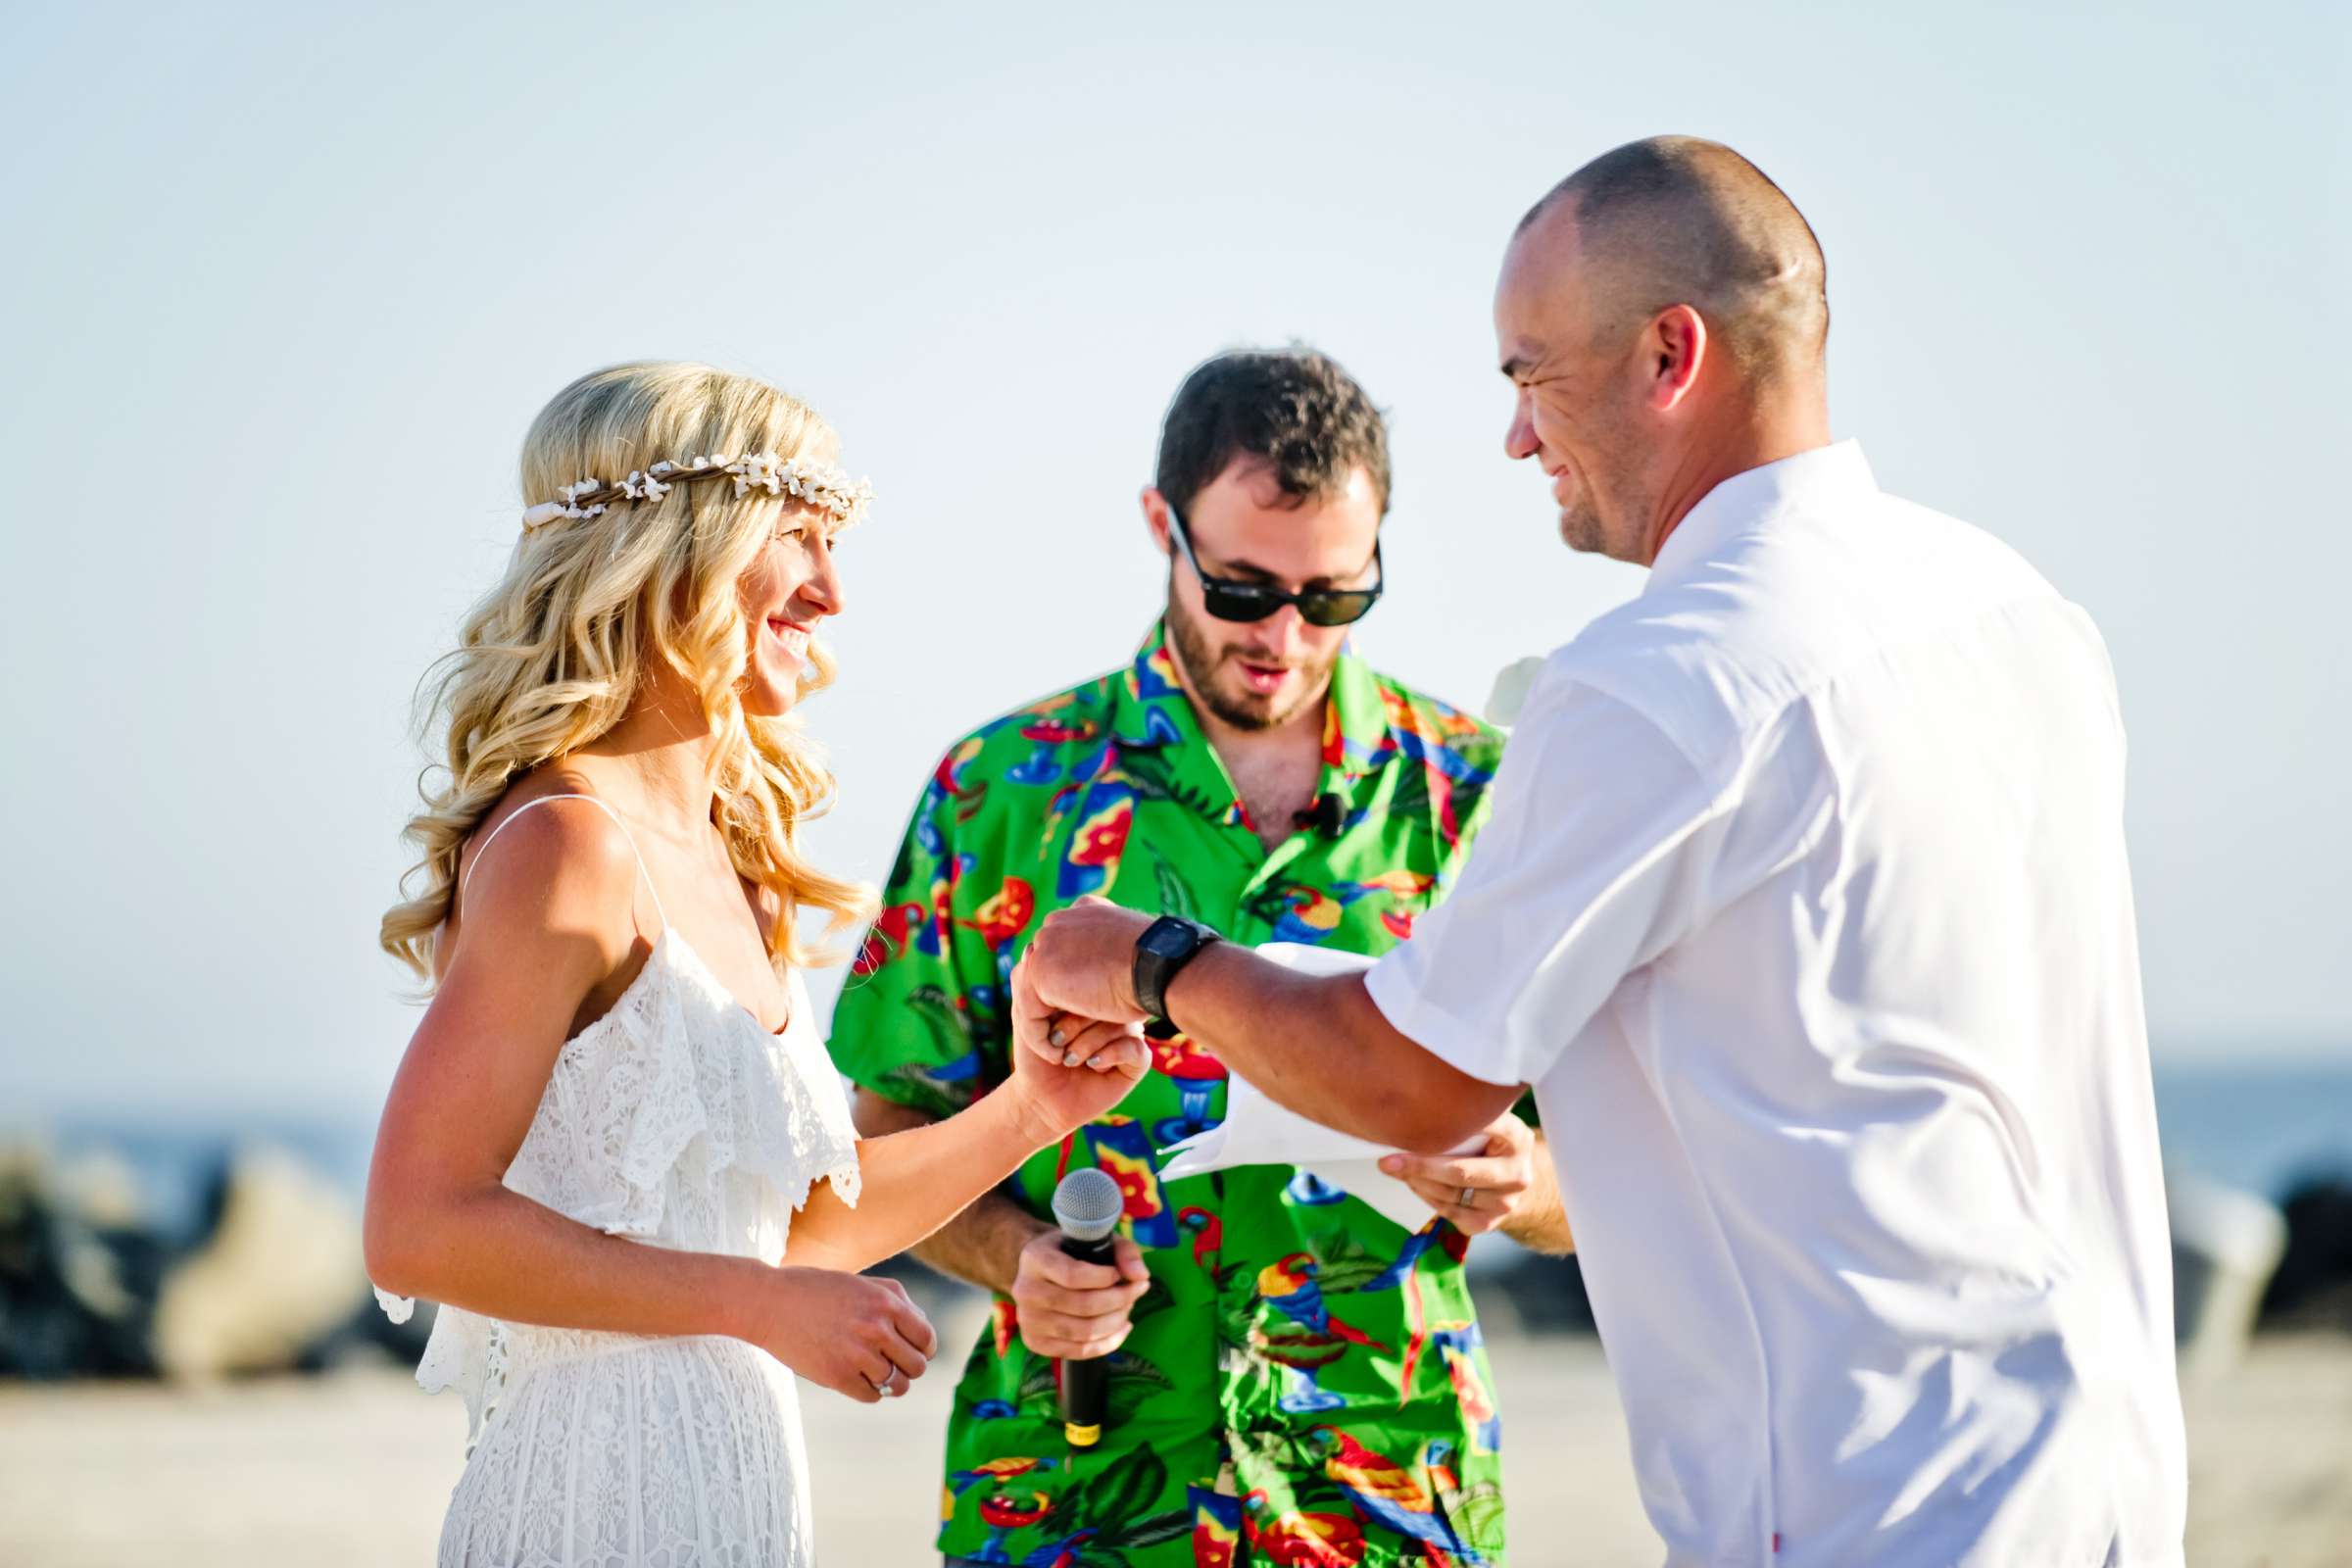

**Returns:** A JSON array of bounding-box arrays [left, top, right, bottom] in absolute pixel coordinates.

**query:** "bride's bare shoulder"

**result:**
[[451, 772, 644, 950]]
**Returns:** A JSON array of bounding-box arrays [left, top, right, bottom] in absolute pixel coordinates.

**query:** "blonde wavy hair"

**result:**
[[381, 360, 876, 980]]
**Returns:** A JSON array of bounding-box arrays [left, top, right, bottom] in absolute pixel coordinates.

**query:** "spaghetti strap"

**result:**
[[460, 792, 670, 930]]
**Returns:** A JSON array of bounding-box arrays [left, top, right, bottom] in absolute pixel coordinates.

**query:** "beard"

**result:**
[[1557, 489, 1610, 556], [1164, 589, 1337, 732]]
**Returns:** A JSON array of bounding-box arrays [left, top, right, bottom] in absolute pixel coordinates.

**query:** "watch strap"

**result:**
[[1134, 915, 1220, 1021]]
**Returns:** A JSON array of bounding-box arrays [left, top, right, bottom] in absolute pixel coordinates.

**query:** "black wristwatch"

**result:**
[[1133, 915, 1222, 1022]]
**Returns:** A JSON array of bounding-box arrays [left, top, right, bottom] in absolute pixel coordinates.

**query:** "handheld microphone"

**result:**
[[1050, 1167, 1125, 1448]]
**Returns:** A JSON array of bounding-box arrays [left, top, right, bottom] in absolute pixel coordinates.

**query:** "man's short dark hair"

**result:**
[[1153, 347, 1391, 519]]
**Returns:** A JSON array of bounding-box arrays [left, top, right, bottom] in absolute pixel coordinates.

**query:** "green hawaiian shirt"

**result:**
[[830, 623, 1511, 1567]]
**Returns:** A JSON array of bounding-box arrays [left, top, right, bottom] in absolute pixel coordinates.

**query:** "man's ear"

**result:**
[[1647, 304, 1708, 413], [1140, 486, 1174, 557]]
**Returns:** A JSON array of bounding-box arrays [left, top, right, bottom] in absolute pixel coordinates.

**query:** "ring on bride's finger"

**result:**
[[1458, 1185, 1477, 1209]]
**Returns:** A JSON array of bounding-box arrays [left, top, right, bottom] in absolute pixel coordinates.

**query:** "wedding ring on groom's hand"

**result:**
[[1458, 1185, 1476, 1210]]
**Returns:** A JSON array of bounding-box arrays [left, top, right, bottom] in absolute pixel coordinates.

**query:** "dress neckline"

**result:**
[[567, 927, 796, 1048], [462, 792, 796, 1041], [662, 927, 796, 1038]]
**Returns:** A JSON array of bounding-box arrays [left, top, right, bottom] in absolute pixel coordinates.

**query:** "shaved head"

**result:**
[[1494, 136, 1836, 565], [1518, 136, 1828, 386]]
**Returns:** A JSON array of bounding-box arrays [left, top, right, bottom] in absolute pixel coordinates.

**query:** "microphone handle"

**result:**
[[1056, 1232, 1117, 1446]]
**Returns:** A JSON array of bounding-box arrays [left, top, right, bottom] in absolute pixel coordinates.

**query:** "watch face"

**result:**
[[1140, 918, 1197, 959]]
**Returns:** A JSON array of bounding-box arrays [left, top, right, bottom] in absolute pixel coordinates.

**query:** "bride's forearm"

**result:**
[[366, 1178, 944, 1405], [365, 1183, 771, 1342], [786, 1086, 1051, 1275]]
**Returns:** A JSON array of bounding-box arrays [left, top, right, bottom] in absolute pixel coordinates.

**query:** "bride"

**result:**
[[364, 361, 1146, 1567]]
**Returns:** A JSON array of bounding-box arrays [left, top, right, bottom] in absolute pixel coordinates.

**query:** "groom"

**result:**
[[1019, 138, 2188, 1566]]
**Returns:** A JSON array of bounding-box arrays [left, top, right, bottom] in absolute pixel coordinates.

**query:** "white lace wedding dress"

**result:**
[[375, 795, 862, 1568]]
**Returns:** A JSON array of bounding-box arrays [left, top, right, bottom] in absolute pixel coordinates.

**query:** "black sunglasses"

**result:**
[[1164, 506, 1384, 627]]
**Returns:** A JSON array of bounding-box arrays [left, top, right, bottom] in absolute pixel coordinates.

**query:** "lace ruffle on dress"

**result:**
[[376, 930, 859, 1568]]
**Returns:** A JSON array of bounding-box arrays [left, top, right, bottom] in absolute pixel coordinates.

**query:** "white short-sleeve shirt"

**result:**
[[1366, 443, 2185, 1567]]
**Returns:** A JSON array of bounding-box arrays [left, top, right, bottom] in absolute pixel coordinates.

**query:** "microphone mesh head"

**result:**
[[1052, 1167, 1126, 1242]]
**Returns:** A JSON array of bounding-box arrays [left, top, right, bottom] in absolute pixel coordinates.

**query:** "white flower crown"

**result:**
[[520, 452, 874, 533]]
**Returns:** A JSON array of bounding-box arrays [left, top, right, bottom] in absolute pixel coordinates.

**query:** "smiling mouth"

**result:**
[[766, 617, 811, 662]]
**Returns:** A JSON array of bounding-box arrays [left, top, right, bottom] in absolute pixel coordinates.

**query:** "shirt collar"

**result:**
[[1318, 637, 1393, 781], [1648, 439, 1875, 590], [1109, 620, 1390, 781], [1108, 622, 1200, 752]]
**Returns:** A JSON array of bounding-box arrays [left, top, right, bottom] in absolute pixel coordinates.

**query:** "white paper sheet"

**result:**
[[1154, 942, 1479, 1231]]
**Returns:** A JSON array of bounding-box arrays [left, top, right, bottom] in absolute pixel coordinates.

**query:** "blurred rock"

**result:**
[[2260, 1175, 2352, 1332], [301, 1293, 438, 1372], [2170, 1171, 2288, 1383], [150, 1145, 369, 1381], [0, 1140, 161, 1378], [1466, 1244, 1599, 1337], [51, 1148, 144, 1231]]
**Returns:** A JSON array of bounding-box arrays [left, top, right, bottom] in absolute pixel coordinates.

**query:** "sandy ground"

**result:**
[[2, 1313, 2346, 1566]]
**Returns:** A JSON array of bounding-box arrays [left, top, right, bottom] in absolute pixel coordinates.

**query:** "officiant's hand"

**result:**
[[1003, 955, 1151, 1145], [1380, 1110, 1572, 1250], [1008, 1225, 1151, 1360]]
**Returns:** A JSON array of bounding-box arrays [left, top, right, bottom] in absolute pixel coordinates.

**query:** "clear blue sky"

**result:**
[[2, 1, 2343, 1121]]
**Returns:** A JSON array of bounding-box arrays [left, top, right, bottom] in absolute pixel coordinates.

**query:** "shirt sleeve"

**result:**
[[1363, 674, 1729, 1089], [826, 755, 1007, 1118]]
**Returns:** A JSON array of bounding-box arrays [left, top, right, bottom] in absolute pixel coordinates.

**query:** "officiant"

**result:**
[[830, 345, 1572, 1567]]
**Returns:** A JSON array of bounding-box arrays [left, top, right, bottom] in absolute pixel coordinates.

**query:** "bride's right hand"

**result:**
[[1002, 956, 1152, 1144], [739, 1265, 938, 1403]]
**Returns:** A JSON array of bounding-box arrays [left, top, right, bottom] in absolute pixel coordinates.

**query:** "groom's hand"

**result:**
[[1019, 898, 1153, 1054]]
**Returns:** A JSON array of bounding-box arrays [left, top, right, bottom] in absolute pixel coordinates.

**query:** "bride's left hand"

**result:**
[[1004, 956, 1151, 1143]]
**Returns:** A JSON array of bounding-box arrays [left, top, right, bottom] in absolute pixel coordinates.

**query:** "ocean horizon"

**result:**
[[13, 1056, 2349, 1250]]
